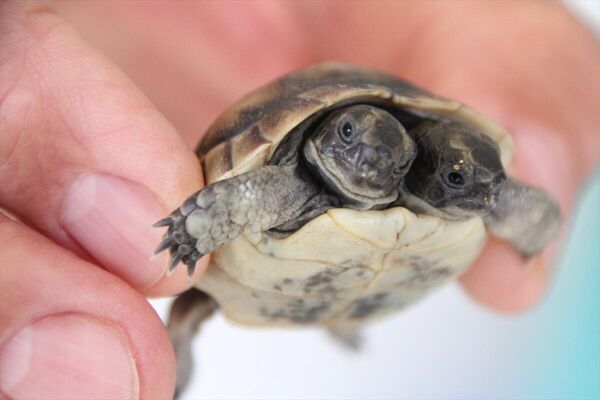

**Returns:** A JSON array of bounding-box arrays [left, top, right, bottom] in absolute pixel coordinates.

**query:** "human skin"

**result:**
[[0, 1, 598, 397]]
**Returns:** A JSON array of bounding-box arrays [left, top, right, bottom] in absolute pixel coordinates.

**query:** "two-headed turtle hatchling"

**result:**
[[155, 63, 561, 396]]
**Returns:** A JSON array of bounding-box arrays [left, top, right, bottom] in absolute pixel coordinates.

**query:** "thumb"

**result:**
[[0, 1, 206, 295]]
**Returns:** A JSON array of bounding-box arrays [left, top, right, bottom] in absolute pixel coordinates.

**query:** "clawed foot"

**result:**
[[154, 202, 204, 278], [153, 165, 316, 278]]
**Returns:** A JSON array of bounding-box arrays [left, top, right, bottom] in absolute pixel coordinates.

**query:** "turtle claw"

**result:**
[[154, 207, 202, 278], [165, 250, 203, 279], [186, 263, 195, 279], [154, 237, 174, 255], [153, 216, 174, 228], [155, 170, 277, 278], [186, 253, 202, 279], [168, 252, 184, 274]]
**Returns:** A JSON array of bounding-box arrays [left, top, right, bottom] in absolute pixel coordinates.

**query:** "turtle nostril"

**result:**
[[376, 145, 391, 160], [357, 146, 379, 167], [493, 172, 507, 188]]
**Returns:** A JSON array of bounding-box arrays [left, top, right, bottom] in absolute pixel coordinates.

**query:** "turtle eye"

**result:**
[[338, 121, 354, 143], [447, 172, 465, 187]]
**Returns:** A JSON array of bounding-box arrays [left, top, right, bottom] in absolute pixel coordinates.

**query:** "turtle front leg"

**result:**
[[483, 177, 561, 257], [154, 165, 320, 276], [268, 193, 340, 236]]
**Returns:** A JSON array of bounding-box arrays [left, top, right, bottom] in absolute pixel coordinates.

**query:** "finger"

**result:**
[[459, 240, 548, 312], [459, 123, 572, 311], [0, 213, 175, 398], [295, 0, 599, 310], [401, 3, 598, 311], [56, 0, 312, 146], [0, 1, 206, 295]]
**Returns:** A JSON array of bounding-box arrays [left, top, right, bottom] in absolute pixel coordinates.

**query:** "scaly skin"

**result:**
[[155, 165, 320, 276], [401, 122, 561, 256], [167, 290, 218, 399], [156, 105, 415, 277], [483, 178, 561, 257]]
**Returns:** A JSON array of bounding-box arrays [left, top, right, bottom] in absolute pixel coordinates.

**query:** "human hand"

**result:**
[[1, 1, 598, 398], [0, 1, 207, 397], [56, 1, 599, 311]]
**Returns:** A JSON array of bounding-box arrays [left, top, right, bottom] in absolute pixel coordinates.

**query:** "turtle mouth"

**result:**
[[304, 139, 398, 207], [436, 194, 497, 218]]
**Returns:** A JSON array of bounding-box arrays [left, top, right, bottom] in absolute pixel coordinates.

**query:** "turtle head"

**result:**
[[405, 121, 507, 218], [303, 105, 416, 208]]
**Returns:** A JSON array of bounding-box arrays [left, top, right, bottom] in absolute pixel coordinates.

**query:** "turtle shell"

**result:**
[[198, 62, 512, 184], [195, 63, 512, 327]]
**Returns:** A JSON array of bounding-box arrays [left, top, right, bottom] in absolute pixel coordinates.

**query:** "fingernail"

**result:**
[[60, 173, 168, 289], [0, 314, 139, 399]]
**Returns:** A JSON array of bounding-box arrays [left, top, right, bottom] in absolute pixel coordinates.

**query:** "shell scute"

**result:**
[[246, 213, 385, 267], [198, 265, 349, 326], [327, 208, 407, 250], [209, 231, 376, 297], [200, 62, 512, 185]]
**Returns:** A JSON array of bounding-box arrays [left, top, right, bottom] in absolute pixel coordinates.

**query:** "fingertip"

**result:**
[[0, 215, 176, 399], [0, 314, 140, 399], [2, 0, 206, 299], [459, 238, 550, 313], [59, 173, 171, 290]]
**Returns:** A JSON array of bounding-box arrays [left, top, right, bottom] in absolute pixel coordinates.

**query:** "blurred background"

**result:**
[[55, 0, 599, 398]]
